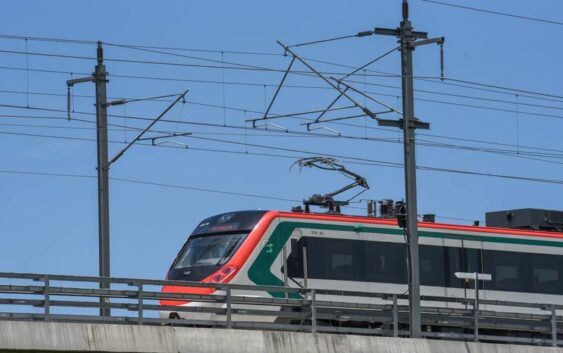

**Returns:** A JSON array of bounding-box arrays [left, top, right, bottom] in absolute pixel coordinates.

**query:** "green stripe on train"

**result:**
[[247, 221, 563, 295]]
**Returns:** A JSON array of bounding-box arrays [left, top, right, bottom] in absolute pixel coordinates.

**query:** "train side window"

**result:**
[[306, 237, 323, 279], [464, 248, 481, 274], [286, 238, 304, 278], [483, 250, 521, 292], [420, 245, 446, 286], [306, 237, 364, 282], [461, 247, 486, 289], [532, 255, 560, 294], [316, 238, 357, 281], [363, 241, 407, 284], [445, 247, 463, 288]]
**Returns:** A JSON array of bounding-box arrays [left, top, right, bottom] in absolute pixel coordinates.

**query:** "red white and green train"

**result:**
[[161, 210, 563, 324]]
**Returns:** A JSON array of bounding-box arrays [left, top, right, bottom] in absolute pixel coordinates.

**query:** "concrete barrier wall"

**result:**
[[0, 321, 561, 353]]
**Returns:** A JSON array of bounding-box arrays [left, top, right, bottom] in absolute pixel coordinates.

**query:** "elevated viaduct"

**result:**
[[0, 320, 561, 353]]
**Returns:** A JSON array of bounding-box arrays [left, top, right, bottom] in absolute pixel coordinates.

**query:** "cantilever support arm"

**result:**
[[251, 57, 296, 128], [277, 41, 380, 121], [306, 88, 349, 131], [302, 113, 369, 127], [335, 79, 402, 116], [66, 76, 95, 86], [138, 132, 192, 144], [66, 76, 96, 120], [108, 89, 189, 166], [307, 47, 399, 130], [412, 37, 445, 48]]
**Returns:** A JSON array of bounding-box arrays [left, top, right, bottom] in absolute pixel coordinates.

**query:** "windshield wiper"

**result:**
[[216, 237, 240, 265]]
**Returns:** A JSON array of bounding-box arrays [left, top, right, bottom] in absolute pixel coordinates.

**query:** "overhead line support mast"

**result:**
[[373, 0, 444, 338], [67, 42, 111, 317], [262, 2, 444, 336], [66, 43, 189, 318]]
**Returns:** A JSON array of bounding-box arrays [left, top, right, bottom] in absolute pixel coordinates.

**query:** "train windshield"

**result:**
[[174, 233, 245, 269]]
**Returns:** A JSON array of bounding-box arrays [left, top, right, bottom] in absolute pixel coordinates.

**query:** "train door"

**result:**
[[443, 236, 484, 309], [282, 228, 306, 289], [420, 236, 448, 307], [443, 237, 462, 308], [461, 237, 485, 310]]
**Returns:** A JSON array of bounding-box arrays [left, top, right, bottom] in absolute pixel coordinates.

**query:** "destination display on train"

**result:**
[[191, 210, 268, 235]]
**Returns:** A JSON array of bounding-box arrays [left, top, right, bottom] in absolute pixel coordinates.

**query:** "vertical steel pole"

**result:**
[[94, 41, 111, 317], [137, 282, 144, 325], [552, 306, 557, 347], [474, 275, 479, 342], [400, 0, 421, 338], [43, 275, 50, 320], [392, 294, 399, 337], [226, 286, 232, 328], [311, 289, 317, 333]]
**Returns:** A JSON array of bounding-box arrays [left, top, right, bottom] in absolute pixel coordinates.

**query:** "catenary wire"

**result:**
[[421, 0, 563, 27], [1, 93, 561, 157], [1, 103, 562, 161], [0, 168, 482, 222], [2, 114, 562, 163], [2, 46, 563, 104], [0, 169, 298, 203], [0, 129, 562, 185], [2, 95, 563, 160], [2, 98, 563, 162], [2, 33, 563, 103], [2, 63, 563, 119]]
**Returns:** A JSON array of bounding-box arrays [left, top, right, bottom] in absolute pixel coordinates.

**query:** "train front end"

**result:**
[[160, 210, 268, 320]]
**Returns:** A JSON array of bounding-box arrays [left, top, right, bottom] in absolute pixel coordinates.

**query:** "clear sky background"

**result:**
[[0, 0, 561, 280]]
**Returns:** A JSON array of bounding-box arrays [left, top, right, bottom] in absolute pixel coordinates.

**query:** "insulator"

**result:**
[[440, 43, 444, 81], [379, 199, 395, 218], [367, 200, 376, 217], [67, 86, 71, 121], [97, 42, 104, 63], [402, 1, 409, 19], [395, 201, 407, 228]]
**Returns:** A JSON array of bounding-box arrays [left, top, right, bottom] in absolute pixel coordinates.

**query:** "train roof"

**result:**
[[266, 210, 563, 240], [195, 210, 563, 240]]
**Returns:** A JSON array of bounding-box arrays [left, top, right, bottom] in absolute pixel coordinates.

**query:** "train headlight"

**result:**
[[206, 265, 238, 284]]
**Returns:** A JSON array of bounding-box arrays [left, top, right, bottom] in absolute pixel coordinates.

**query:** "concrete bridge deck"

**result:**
[[0, 320, 561, 353]]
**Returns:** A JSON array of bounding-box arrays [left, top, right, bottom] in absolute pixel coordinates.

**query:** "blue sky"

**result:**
[[0, 0, 561, 280]]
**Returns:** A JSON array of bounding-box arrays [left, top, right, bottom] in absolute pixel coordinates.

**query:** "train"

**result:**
[[160, 209, 563, 329]]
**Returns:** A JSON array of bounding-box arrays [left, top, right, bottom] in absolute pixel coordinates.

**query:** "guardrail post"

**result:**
[[311, 289, 317, 333], [137, 281, 144, 325], [100, 277, 111, 318], [226, 286, 232, 329], [393, 294, 398, 337], [552, 306, 557, 347], [44, 275, 50, 320]]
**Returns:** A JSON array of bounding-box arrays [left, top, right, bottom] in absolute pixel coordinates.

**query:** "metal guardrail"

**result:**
[[0, 272, 561, 347]]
